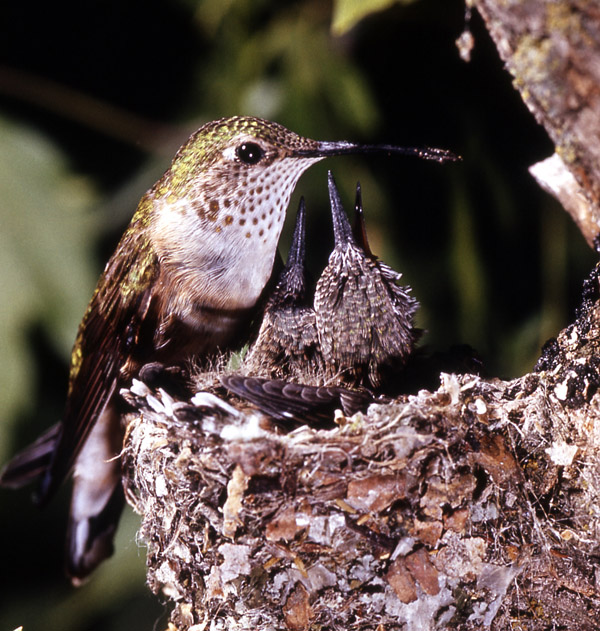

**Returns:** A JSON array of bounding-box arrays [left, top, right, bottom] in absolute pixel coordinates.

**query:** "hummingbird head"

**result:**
[[150, 116, 458, 310], [150, 117, 328, 309]]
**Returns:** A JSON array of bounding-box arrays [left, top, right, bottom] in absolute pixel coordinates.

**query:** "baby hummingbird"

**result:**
[[243, 197, 322, 382], [314, 172, 419, 387]]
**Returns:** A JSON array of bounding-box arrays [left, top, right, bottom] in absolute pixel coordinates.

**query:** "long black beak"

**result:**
[[286, 197, 306, 271], [352, 181, 373, 257], [327, 171, 355, 247], [297, 140, 460, 164]]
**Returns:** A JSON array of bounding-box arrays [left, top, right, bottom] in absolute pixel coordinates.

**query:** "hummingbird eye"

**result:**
[[236, 142, 264, 165]]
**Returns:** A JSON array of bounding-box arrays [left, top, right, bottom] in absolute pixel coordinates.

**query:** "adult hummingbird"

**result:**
[[0, 116, 458, 582]]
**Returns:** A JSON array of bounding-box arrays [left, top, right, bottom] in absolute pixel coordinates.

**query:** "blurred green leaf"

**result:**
[[0, 116, 97, 447], [331, 0, 416, 36], [449, 177, 488, 351], [193, 2, 379, 136]]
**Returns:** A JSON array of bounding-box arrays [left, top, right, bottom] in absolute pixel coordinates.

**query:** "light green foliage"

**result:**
[[0, 116, 97, 452], [227, 344, 249, 371], [331, 0, 416, 36]]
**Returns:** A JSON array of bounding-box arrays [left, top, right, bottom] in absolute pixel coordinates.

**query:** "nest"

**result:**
[[120, 266, 600, 631]]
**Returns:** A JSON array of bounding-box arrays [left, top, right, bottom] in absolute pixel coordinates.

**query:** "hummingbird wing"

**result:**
[[37, 226, 160, 503], [0, 423, 62, 488], [220, 375, 372, 426]]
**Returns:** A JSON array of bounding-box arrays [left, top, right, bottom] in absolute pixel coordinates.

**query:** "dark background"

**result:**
[[0, 1, 594, 629]]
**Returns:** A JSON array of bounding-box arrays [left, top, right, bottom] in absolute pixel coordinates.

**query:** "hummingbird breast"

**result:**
[[152, 155, 321, 312]]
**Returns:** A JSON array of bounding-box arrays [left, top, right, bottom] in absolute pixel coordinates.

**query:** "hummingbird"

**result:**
[[314, 172, 419, 388], [0, 116, 458, 583], [242, 196, 323, 382]]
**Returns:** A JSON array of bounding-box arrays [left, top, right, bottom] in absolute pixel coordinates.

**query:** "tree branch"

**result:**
[[475, 0, 600, 247]]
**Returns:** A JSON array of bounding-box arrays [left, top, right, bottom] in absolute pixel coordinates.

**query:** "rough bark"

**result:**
[[475, 0, 600, 247], [120, 1, 600, 629]]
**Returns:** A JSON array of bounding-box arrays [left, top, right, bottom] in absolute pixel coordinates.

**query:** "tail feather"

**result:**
[[2, 408, 125, 583], [65, 404, 125, 583], [0, 423, 61, 490], [67, 481, 125, 585]]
